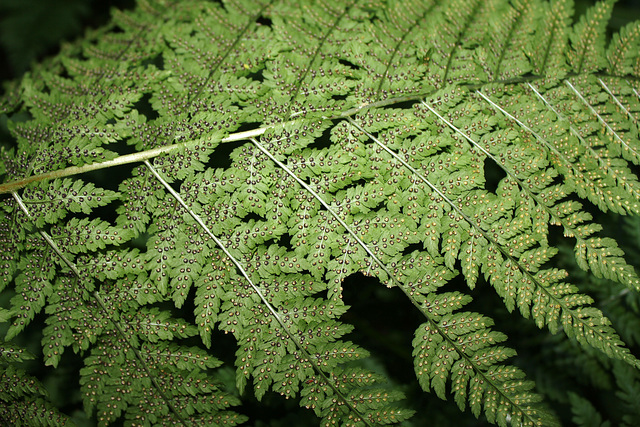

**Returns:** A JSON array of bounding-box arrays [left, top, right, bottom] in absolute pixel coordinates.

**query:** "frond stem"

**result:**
[[11, 191, 189, 425], [348, 113, 639, 368], [565, 80, 640, 160], [524, 82, 640, 209], [2, 72, 628, 197], [0, 127, 267, 195], [142, 158, 373, 427], [285, 0, 358, 119], [251, 132, 541, 425]]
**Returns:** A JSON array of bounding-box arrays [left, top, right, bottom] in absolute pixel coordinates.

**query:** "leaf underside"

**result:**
[[1, 0, 640, 426]]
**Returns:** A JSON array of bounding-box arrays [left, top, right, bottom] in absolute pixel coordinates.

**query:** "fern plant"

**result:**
[[1, 0, 640, 425]]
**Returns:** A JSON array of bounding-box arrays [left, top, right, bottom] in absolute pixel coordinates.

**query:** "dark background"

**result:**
[[0, 0, 134, 83]]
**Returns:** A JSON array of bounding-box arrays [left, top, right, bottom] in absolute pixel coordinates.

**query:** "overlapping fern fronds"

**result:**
[[1, 0, 640, 425]]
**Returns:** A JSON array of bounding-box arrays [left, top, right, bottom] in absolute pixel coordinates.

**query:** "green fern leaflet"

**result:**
[[1, 0, 640, 425]]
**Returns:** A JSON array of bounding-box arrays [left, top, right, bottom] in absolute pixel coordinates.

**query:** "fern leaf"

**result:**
[[20, 179, 118, 228], [568, 0, 615, 74], [614, 362, 640, 427], [427, 0, 483, 86], [6, 248, 56, 340], [484, 0, 539, 81], [568, 392, 611, 427], [1, 342, 71, 426], [248, 119, 555, 423], [413, 297, 555, 427], [2, 0, 640, 425], [529, 0, 573, 77], [607, 20, 640, 76]]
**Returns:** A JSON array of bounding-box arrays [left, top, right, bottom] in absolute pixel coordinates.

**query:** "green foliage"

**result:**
[[0, 341, 71, 425], [1, 0, 640, 425]]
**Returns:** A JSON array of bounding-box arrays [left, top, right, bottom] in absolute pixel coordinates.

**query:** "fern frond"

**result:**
[[2, 0, 640, 425], [413, 293, 557, 427], [1, 342, 71, 426], [249, 120, 555, 423], [484, 0, 539, 81], [568, 392, 610, 427], [568, 0, 615, 74], [614, 362, 640, 427], [529, 0, 573, 77]]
